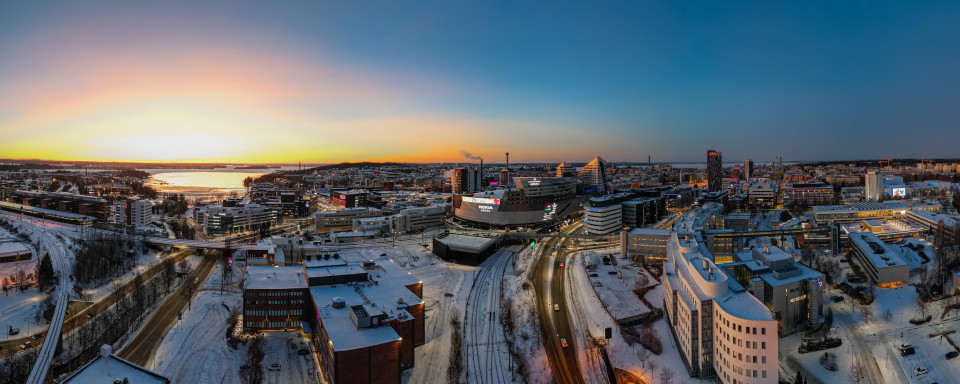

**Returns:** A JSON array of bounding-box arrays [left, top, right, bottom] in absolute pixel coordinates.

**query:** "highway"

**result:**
[[531, 222, 585, 384], [117, 251, 219, 366], [24, 218, 72, 384]]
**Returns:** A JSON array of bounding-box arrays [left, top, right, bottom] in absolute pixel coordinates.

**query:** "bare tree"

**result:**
[[636, 347, 651, 369], [849, 359, 866, 383], [15, 269, 27, 292], [918, 300, 928, 319], [647, 359, 658, 374], [882, 309, 893, 323], [658, 367, 676, 384], [178, 258, 191, 275], [239, 334, 265, 384]]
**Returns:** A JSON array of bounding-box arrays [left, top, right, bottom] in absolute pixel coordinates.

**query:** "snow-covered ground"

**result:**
[[151, 291, 322, 384], [401, 251, 476, 383], [784, 272, 960, 384], [502, 247, 552, 384], [566, 251, 711, 384]]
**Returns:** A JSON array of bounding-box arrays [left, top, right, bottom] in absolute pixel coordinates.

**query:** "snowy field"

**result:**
[[784, 273, 960, 384], [567, 251, 711, 384], [401, 246, 476, 383], [151, 291, 321, 384]]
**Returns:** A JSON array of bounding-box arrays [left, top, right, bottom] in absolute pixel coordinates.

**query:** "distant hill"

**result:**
[[310, 162, 408, 171]]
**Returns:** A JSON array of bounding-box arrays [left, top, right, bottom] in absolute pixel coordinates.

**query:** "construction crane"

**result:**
[[921, 157, 934, 164], [878, 159, 892, 167]]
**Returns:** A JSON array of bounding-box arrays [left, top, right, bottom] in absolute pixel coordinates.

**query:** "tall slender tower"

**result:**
[[707, 150, 722, 192], [743, 159, 754, 180]]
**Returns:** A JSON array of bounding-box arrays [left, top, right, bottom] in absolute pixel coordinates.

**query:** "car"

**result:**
[[31, 334, 41, 340], [269, 363, 282, 371], [193, 278, 200, 285], [561, 338, 568, 348], [915, 367, 928, 376], [554, 304, 560, 311], [947, 351, 958, 359], [298, 349, 310, 355], [901, 346, 916, 356], [830, 296, 844, 303], [589, 273, 598, 277], [559, 263, 565, 268], [444, 293, 454, 297], [20, 344, 26, 350]]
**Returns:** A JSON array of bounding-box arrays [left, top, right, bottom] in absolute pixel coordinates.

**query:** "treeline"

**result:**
[[72, 233, 146, 287], [168, 220, 197, 240], [158, 193, 190, 216], [52, 259, 181, 377]]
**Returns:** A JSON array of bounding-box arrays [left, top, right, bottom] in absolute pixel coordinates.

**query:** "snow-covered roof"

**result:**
[[0, 242, 30, 257], [849, 232, 906, 269], [61, 350, 169, 384], [309, 259, 422, 352], [244, 266, 307, 290], [434, 233, 500, 252]]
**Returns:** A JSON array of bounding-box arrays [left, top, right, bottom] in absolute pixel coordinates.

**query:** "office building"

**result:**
[[451, 167, 477, 194], [663, 232, 777, 383], [584, 200, 623, 235], [388, 205, 446, 234], [620, 228, 671, 263], [331, 189, 369, 208], [812, 201, 941, 223], [707, 150, 723, 192], [782, 182, 835, 206], [621, 197, 668, 228], [743, 159, 754, 180], [315, 207, 384, 231], [307, 259, 424, 384], [243, 266, 308, 330], [864, 171, 882, 202], [849, 232, 908, 287], [193, 204, 278, 235], [580, 156, 608, 195], [722, 246, 825, 336], [556, 162, 578, 178]]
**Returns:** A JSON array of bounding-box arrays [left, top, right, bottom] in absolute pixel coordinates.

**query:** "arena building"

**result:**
[[453, 177, 584, 229]]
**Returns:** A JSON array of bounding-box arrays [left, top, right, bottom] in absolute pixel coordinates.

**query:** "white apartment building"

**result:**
[[865, 171, 882, 202], [130, 199, 152, 227], [663, 232, 777, 384]]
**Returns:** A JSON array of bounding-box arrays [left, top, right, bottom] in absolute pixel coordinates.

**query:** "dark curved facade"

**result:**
[[453, 177, 585, 229]]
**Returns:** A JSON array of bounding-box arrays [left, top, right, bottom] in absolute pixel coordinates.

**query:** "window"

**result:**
[[761, 327, 766, 335], [762, 356, 766, 364], [761, 342, 766, 350], [762, 371, 767, 378]]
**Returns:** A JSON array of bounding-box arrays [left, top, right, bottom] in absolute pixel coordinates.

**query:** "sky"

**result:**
[[1, 1, 959, 164]]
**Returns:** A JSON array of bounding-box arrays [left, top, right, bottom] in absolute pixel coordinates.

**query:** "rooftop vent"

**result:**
[[332, 297, 346, 309]]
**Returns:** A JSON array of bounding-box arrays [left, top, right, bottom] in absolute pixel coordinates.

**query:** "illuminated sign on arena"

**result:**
[[462, 197, 501, 205]]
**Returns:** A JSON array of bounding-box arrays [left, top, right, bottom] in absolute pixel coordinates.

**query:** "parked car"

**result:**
[[901, 346, 916, 356], [31, 334, 41, 340], [946, 351, 958, 360], [589, 273, 598, 277], [830, 296, 844, 303], [298, 349, 310, 356], [915, 367, 928, 376], [269, 363, 282, 371]]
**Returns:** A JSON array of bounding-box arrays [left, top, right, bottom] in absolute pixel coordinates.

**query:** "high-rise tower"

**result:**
[[707, 150, 723, 192]]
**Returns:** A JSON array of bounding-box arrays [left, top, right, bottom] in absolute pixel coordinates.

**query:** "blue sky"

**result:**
[[0, 1, 958, 163]]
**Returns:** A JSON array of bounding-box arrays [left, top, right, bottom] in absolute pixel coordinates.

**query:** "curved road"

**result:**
[[24, 219, 72, 384], [117, 251, 219, 366], [531, 223, 586, 384]]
